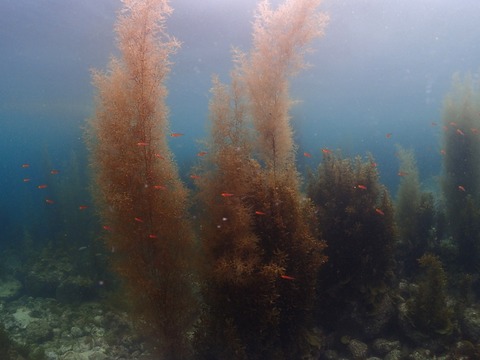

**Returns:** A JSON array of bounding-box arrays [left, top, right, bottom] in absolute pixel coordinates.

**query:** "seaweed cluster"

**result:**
[[395, 146, 439, 277], [194, 1, 328, 358], [307, 153, 396, 333], [441, 73, 480, 273], [407, 254, 453, 337], [86, 1, 197, 358]]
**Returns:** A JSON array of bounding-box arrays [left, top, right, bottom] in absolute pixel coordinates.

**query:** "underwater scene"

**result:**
[[2, 0, 480, 359]]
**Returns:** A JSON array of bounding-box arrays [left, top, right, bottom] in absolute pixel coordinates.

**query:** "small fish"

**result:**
[[456, 128, 465, 136], [471, 128, 479, 134], [386, 133, 392, 139], [22, 164, 30, 168], [148, 234, 158, 239], [431, 122, 438, 126], [375, 208, 385, 216], [221, 192, 234, 197], [190, 174, 201, 180], [50, 169, 59, 175], [137, 142, 149, 146], [397, 171, 408, 177], [153, 185, 166, 190], [134, 217, 144, 223], [371, 162, 377, 167], [449, 121, 458, 127], [458, 185, 466, 192], [255, 211, 266, 215], [197, 151, 208, 157], [440, 149, 446, 155], [37, 184, 48, 189], [79, 205, 88, 210], [45, 199, 54, 204], [154, 153, 165, 160], [103, 225, 112, 231], [280, 275, 295, 281], [170, 133, 184, 137], [303, 152, 312, 158], [23, 178, 31, 182], [356, 184, 367, 190], [78, 246, 87, 251], [321, 148, 332, 154]]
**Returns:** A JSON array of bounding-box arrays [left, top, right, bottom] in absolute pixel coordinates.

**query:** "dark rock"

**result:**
[[372, 338, 400, 356], [348, 339, 368, 360]]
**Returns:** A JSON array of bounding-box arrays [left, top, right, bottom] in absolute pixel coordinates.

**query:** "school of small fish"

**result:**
[[20, 119, 473, 277]]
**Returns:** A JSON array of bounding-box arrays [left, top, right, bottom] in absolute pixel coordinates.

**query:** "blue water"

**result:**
[[1, 0, 479, 245]]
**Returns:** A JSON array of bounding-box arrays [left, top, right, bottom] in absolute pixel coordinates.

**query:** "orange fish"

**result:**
[[148, 234, 158, 239], [79, 205, 88, 210], [471, 128, 479, 134], [103, 225, 112, 231], [134, 217, 144, 223], [456, 129, 465, 136], [303, 152, 312, 158], [449, 121, 458, 127], [321, 148, 332, 154], [22, 164, 30, 168], [190, 174, 201, 180], [375, 208, 385, 216], [154, 153, 165, 160], [37, 184, 48, 189], [356, 184, 367, 190], [23, 178, 31, 182], [397, 171, 408, 177], [170, 133, 184, 137], [137, 142, 149, 146], [153, 185, 166, 190], [386, 133, 392, 139], [221, 192, 234, 197], [440, 149, 446, 155], [45, 199, 54, 204], [197, 151, 208, 157], [458, 185, 466, 192], [50, 169, 59, 175], [255, 211, 266, 215], [280, 275, 295, 281], [371, 162, 377, 167]]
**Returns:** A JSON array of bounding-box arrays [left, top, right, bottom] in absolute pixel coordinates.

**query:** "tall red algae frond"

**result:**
[[86, 1, 197, 358], [239, 0, 328, 177], [194, 1, 328, 358]]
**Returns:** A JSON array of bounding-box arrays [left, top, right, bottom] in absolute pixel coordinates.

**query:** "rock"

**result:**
[[384, 349, 402, 360], [60, 351, 84, 360], [12, 306, 34, 329], [45, 350, 59, 360], [0, 277, 22, 301], [348, 339, 368, 360], [461, 307, 480, 341], [408, 349, 431, 360], [25, 319, 53, 343], [70, 326, 83, 338], [372, 338, 400, 356], [88, 351, 108, 360], [453, 340, 478, 358], [323, 349, 339, 360]]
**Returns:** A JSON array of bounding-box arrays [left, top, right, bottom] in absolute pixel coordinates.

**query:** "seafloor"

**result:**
[[1, 246, 479, 359]]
